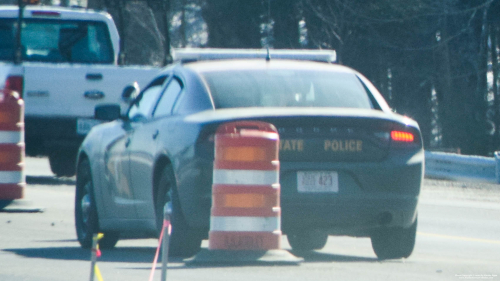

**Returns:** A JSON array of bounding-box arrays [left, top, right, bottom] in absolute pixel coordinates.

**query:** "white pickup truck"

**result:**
[[0, 5, 160, 176]]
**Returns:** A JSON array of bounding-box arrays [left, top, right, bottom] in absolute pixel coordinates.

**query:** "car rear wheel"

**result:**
[[75, 159, 119, 249], [371, 216, 417, 260], [287, 230, 329, 251], [155, 167, 202, 258]]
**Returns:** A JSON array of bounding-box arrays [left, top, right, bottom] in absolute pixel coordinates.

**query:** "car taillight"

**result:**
[[391, 131, 414, 142], [5, 76, 23, 98]]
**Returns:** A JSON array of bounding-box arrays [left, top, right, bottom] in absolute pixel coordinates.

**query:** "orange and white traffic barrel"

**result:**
[[0, 89, 25, 201], [209, 121, 281, 250]]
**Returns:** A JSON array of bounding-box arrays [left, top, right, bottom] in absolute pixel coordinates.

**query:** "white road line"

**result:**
[[418, 232, 500, 245]]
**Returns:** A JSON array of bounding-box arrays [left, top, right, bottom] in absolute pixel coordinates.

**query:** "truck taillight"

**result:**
[[5, 76, 23, 98]]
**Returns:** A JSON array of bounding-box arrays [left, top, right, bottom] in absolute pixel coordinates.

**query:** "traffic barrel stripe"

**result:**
[[210, 216, 281, 232], [209, 231, 281, 250], [0, 144, 24, 169], [0, 163, 24, 172], [212, 184, 280, 194], [212, 184, 280, 217], [211, 208, 280, 217], [0, 171, 24, 183], [0, 183, 25, 199], [0, 131, 23, 143], [213, 169, 279, 185], [214, 160, 279, 171], [0, 124, 23, 131]]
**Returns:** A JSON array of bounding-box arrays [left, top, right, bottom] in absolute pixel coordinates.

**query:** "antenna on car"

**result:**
[[265, 0, 271, 62]]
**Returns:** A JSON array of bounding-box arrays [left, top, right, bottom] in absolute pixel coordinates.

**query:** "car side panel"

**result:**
[[128, 120, 160, 219], [152, 117, 212, 228], [83, 121, 137, 225]]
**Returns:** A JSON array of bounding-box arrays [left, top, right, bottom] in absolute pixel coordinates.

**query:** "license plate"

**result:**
[[297, 171, 339, 193], [77, 118, 102, 135]]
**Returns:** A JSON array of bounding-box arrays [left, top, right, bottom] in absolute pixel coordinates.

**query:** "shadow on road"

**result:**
[[26, 176, 76, 186], [290, 251, 379, 263], [3, 246, 378, 267], [2, 246, 169, 263]]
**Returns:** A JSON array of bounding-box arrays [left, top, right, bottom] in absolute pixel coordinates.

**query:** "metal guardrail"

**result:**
[[424, 151, 499, 184]]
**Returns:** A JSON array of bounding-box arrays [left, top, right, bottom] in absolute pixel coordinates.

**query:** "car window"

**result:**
[[0, 18, 113, 63], [153, 77, 183, 118], [128, 76, 167, 121], [202, 70, 373, 109]]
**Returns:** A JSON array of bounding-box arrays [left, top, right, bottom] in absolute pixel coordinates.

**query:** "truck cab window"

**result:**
[[0, 18, 113, 63]]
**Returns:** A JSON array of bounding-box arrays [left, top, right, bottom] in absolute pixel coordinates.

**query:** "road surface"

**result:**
[[0, 157, 499, 281]]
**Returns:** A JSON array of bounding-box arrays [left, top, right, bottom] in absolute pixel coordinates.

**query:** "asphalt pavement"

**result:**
[[0, 157, 499, 281]]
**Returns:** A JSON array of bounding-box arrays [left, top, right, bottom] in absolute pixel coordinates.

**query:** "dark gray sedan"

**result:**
[[75, 52, 423, 260]]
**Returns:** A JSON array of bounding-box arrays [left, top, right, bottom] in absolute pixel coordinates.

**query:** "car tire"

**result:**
[[75, 159, 119, 249], [49, 151, 77, 177], [155, 167, 202, 258], [287, 230, 329, 251], [371, 216, 417, 260]]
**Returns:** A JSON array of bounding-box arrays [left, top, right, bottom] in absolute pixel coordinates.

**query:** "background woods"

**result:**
[[3, 0, 500, 155]]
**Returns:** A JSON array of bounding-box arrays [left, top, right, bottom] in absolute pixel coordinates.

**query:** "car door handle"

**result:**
[[125, 138, 131, 148], [153, 130, 159, 140]]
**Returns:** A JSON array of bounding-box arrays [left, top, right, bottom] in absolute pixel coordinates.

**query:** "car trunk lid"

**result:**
[[189, 107, 420, 163]]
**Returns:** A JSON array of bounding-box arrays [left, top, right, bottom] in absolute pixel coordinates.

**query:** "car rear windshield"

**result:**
[[0, 18, 113, 63], [202, 69, 374, 109]]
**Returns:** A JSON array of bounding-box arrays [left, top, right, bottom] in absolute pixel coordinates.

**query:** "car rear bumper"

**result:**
[[280, 151, 423, 236], [181, 149, 423, 237], [281, 195, 418, 236]]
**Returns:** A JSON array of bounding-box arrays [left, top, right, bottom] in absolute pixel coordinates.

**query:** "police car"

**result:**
[[75, 49, 423, 259]]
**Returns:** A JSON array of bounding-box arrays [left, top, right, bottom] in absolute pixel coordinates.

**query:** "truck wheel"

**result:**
[[0, 200, 13, 210], [287, 230, 329, 251], [371, 216, 417, 260], [155, 167, 202, 258], [49, 151, 77, 177], [75, 159, 119, 249]]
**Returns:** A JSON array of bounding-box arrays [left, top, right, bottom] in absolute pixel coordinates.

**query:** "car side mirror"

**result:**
[[95, 104, 121, 121], [121, 82, 140, 104]]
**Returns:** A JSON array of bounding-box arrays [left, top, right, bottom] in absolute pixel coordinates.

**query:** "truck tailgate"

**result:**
[[23, 63, 159, 117]]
